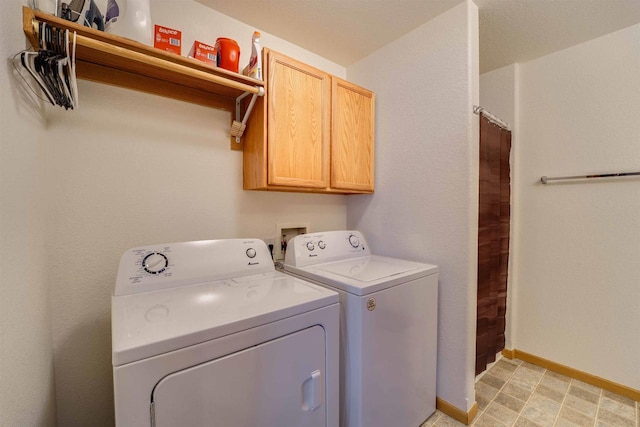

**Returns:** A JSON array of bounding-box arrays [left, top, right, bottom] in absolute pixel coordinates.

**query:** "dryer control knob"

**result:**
[[348, 234, 360, 248], [306, 242, 315, 251], [142, 252, 168, 275], [246, 248, 257, 258], [318, 241, 326, 250]]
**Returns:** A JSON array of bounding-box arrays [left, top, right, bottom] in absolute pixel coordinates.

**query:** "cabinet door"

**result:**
[[331, 78, 375, 192], [267, 50, 330, 189]]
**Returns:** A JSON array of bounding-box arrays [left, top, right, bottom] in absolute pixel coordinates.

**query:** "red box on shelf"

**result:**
[[188, 41, 217, 66], [154, 25, 182, 55]]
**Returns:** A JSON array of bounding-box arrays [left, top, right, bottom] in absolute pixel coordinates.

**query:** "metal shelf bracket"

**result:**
[[231, 86, 264, 143]]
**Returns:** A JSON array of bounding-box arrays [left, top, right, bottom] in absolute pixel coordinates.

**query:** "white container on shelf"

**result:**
[[247, 31, 262, 80], [105, 0, 153, 45], [33, 0, 57, 15]]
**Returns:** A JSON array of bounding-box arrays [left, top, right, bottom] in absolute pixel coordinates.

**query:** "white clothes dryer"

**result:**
[[284, 230, 438, 427], [112, 238, 339, 427]]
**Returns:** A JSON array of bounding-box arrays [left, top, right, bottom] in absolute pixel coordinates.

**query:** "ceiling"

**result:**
[[477, 0, 640, 73], [196, 0, 640, 74]]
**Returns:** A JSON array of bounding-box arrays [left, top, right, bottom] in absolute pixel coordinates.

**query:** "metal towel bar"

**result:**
[[540, 171, 640, 184]]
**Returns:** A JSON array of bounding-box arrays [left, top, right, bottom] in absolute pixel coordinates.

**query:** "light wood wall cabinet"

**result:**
[[243, 49, 375, 194]]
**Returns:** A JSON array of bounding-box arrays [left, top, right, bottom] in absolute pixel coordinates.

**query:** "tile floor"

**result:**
[[422, 358, 639, 427]]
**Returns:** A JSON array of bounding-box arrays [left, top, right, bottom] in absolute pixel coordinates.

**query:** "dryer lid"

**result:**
[[111, 271, 338, 366]]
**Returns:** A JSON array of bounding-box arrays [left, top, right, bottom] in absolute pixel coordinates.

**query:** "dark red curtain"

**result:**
[[476, 114, 512, 376]]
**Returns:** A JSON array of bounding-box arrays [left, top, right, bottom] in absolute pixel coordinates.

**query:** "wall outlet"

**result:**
[[274, 222, 309, 260]]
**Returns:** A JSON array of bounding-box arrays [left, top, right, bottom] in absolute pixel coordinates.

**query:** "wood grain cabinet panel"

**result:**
[[243, 49, 375, 194], [331, 78, 375, 192], [267, 51, 330, 188]]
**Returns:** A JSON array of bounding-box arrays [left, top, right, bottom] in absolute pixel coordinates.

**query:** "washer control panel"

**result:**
[[115, 239, 273, 296], [284, 230, 371, 267]]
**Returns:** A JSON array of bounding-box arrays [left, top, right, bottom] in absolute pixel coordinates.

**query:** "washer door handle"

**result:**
[[301, 369, 322, 412]]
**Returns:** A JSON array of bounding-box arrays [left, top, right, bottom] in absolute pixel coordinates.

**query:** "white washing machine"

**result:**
[[112, 238, 339, 427], [284, 230, 438, 427]]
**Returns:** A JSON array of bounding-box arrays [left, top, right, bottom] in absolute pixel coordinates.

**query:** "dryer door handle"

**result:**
[[301, 369, 322, 412]]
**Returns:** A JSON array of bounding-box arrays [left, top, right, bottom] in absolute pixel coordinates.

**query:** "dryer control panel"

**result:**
[[284, 230, 371, 268], [115, 239, 274, 296]]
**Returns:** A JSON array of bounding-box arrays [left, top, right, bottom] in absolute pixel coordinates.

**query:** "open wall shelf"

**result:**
[[22, 6, 264, 115]]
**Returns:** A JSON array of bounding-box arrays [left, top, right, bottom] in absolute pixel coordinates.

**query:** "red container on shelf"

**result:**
[[215, 38, 240, 73], [188, 41, 217, 66], [154, 25, 182, 55]]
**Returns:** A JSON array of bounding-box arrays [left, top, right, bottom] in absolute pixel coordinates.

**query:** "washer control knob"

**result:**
[[143, 252, 168, 275], [246, 248, 257, 258], [306, 242, 315, 251], [348, 234, 360, 248], [318, 240, 326, 250]]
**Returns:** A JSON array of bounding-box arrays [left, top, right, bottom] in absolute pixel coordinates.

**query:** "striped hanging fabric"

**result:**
[[476, 113, 512, 375]]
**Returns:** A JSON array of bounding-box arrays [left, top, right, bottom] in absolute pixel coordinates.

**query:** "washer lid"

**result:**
[[316, 257, 420, 282], [286, 255, 438, 296], [111, 271, 338, 366]]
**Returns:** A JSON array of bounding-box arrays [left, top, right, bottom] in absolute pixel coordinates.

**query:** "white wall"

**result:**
[[347, 0, 479, 412], [483, 24, 640, 390], [479, 64, 516, 129], [151, 0, 346, 78], [2, 1, 348, 425], [479, 63, 518, 351], [0, 2, 57, 426], [515, 23, 640, 390]]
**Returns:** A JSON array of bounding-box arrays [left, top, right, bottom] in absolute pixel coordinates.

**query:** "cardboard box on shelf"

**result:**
[[154, 25, 182, 55], [188, 41, 217, 66]]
